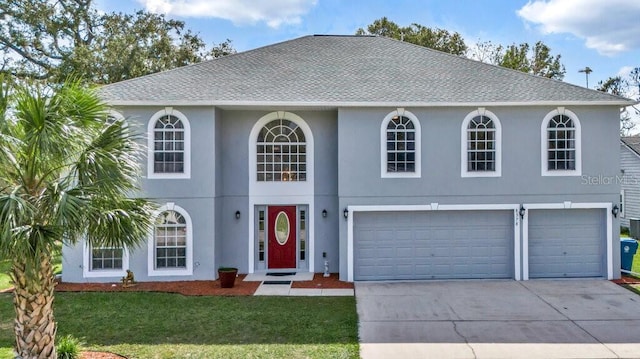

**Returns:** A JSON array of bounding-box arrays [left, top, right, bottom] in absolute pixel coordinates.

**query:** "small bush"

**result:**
[[622, 226, 630, 236], [57, 335, 80, 359]]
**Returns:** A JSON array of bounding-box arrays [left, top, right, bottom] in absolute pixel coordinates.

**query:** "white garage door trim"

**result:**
[[346, 203, 521, 282], [522, 202, 613, 280]]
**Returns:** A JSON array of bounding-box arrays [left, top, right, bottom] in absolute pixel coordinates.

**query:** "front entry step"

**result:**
[[266, 272, 296, 276], [263, 280, 292, 285], [244, 272, 313, 282]]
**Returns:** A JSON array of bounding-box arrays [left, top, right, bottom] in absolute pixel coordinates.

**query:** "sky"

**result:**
[[95, 0, 640, 95]]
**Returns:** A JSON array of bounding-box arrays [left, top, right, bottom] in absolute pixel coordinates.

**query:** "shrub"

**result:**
[[622, 226, 630, 236], [57, 335, 80, 359]]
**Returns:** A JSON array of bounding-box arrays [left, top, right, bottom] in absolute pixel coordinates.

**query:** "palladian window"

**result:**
[[256, 119, 306, 181]]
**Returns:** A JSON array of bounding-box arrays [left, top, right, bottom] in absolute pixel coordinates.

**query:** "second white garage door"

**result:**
[[527, 209, 605, 278], [354, 210, 514, 281]]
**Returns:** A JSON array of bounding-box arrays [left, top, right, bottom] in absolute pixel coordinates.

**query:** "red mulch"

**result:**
[[291, 273, 354, 289], [81, 351, 126, 359], [612, 274, 640, 284], [25, 273, 352, 296], [54, 274, 259, 296]]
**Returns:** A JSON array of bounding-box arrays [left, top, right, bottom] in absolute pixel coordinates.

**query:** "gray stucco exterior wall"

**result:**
[[61, 103, 622, 283], [62, 106, 341, 282], [337, 105, 621, 280]]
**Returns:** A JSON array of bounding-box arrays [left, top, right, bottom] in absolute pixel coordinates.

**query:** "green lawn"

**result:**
[[0, 292, 359, 359], [632, 242, 640, 275]]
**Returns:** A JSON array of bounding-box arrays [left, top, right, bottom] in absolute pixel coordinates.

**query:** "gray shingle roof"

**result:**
[[99, 35, 634, 106], [622, 136, 640, 156]]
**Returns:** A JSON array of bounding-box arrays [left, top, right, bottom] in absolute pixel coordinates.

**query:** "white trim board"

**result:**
[[521, 202, 613, 281], [107, 100, 636, 107], [346, 203, 521, 282]]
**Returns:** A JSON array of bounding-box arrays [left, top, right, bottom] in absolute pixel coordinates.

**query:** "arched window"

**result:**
[[256, 118, 307, 181], [381, 109, 421, 178], [148, 204, 193, 276], [541, 108, 581, 176], [461, 109, 502, 177], [147, 108, 191, 179]]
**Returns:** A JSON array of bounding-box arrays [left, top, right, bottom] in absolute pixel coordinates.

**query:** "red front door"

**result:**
[[268, 206, 297, 269]]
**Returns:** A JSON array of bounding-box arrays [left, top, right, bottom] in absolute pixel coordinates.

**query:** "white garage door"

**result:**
[[354, 210, 514, 281], [528, 209, 605, 278]]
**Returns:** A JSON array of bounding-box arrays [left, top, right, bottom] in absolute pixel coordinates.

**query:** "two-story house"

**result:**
[[61, 35, 632, 283]]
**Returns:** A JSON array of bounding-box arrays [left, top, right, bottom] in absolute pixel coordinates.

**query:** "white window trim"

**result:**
[[107, 110, 125, 123], [460, 108, 502, 178], [540, 107, 582, 176], [146, 107, 191, 179], [621, 190, 626, 218], [148, 203, 194, 276], [83, 241, 129, 278], [380, 108, 422, 178]]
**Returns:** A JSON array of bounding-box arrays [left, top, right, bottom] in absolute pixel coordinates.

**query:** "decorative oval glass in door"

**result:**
[[274, 211, 290, 245]]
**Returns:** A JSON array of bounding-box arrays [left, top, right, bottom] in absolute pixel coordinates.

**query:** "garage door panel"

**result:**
[[354, 210, 513, 280], [528, 209, 605, 278]]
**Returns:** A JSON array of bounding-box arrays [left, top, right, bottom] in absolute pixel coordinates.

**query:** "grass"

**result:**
[[633, 245, 640, 275], [0, 292, 359, 359]]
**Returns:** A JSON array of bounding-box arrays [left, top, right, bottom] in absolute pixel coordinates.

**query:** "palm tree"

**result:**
[[0, 77, 155, 358]]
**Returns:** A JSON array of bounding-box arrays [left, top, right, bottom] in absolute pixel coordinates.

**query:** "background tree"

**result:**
[[0, 77, 155, 358], [469, 40, 565, 80], [0, 0, 235, 84], [357, 18, 564, 79], [598, 69, 640, 135], [356, 17, 467, 55]]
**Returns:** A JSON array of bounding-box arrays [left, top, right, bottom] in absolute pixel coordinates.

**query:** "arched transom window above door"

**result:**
[[257, 118, 307, 182]]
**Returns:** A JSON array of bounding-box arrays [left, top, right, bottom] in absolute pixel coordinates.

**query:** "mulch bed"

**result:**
[[54, 274, 260, 296], [291, 273, 354, 289], [81, 351, 127, 359], [612, 274, 640, 284], [41, 273, 352, 296]]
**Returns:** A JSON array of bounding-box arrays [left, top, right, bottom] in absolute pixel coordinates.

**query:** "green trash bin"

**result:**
[[621, 238, 638, 271]]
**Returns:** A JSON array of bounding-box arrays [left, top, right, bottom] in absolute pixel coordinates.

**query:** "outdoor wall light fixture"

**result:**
[[322, 209, 328, 218], [612, 205, 620, 218], [343, 208, 349, 219], [235, 210, 241, 219], [519, 205, 526, 219]]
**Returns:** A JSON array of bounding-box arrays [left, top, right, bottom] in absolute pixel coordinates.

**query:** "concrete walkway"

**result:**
[[244, 272, 354, 296], [356, 280, 640, 359]]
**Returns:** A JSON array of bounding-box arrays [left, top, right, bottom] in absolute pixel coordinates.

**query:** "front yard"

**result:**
[[0, 292, 359, 358]]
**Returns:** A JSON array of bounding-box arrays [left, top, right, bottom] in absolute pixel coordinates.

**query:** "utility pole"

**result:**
[[578, 67, 593, 88]]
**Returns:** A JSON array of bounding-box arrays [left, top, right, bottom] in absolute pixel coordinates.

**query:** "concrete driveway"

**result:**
[[356, 280, 640, 359]]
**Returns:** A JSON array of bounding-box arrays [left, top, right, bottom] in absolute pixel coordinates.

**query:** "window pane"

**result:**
[[467, 117, 497, 173], [547, 116, 577, 172], [386, 117, 416, 173], [256, 119, 307, 182]]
